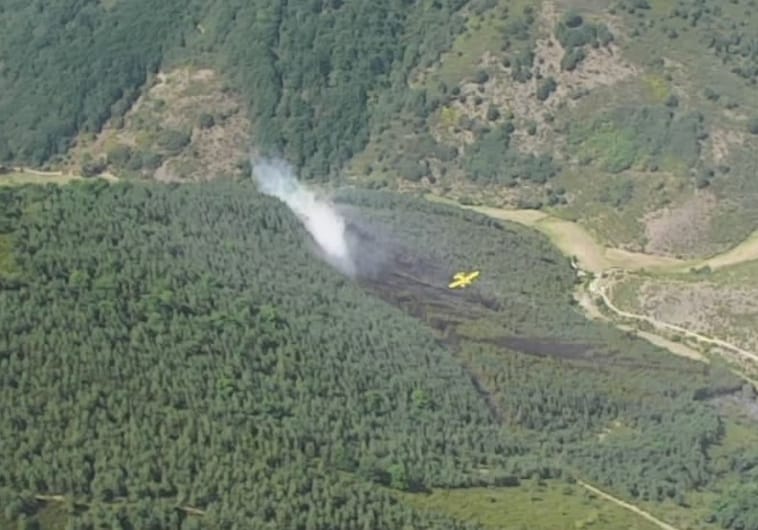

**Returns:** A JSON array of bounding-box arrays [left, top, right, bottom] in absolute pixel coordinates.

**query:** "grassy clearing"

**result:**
[[552, 165, 682, 249], [607, 269, 758, 360], [401, 481, 662, 530], [703, 229, 758, 271], [610, 275, 645, 313], [432, 191, 758, 278]]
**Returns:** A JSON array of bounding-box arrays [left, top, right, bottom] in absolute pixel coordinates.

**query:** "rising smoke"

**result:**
[[252, 157, 357, 276]]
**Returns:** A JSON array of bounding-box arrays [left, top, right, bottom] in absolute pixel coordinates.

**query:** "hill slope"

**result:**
[[0, 181, 512, 529], [0, 182, 757, 528], [5, 0, 758, 257]]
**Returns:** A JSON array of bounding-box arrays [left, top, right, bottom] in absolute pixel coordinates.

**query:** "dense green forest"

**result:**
[[1, 181, 757, 528]]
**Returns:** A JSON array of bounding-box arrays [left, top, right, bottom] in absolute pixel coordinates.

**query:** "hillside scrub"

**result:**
[[462, 123, 558, 185], [554, 11, 614, 71], [569, 105, 706, 173], [0, 0, 469, 180]]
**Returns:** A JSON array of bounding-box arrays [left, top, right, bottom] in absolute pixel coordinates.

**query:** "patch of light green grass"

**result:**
[[401, 481, 662, 530], [0, 234, 18, 278]]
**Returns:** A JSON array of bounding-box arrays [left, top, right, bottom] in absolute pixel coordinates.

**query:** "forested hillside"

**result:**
[[0, 181, 511, 529], [1, 181, 757, 529], [4, 0, 758, 526]]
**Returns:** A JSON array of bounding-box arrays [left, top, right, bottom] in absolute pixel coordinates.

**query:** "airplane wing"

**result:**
[[449, 270, 480, 289]]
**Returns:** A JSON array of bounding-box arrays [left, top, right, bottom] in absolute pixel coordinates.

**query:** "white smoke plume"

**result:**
[[252, 157, 356, 276]]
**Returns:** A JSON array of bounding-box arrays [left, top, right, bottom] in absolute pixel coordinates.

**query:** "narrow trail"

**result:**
[[577, 481, 681, 530]]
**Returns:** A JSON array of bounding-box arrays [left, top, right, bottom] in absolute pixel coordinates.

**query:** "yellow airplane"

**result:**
[[448, 270, 480, 289]]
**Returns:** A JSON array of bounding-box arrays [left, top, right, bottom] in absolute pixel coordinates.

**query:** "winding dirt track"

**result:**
[[590, 276, 758, 375]]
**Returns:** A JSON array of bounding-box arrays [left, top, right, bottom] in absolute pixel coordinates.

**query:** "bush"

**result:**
[[198, 113, 215, 129], [81, 156, 107, 178], [106, 144, 133, 168], [141, 151, 164, 170], [157, 128, 192, 155], [536, 77, 558, 101], [563, 11, 583, 28], [474, 70, 489, 84]]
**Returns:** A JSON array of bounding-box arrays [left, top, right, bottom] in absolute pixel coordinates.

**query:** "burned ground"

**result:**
[[333, 211, 703, 376]]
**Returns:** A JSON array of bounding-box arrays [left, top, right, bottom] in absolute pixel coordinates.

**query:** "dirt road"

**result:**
[[590, 275, 758, 371]]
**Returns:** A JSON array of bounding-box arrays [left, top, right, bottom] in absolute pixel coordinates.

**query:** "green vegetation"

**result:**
[[569, 105, 706, 174], [5, 0, 758, 527], [463, 123, 557, 185], [554, 11, 614, 71], [0, 181, 508, 529], [6, 0, 758, 255], [0, 0, 188, 165], [0, 0, 469, 180], [402, 482, 660, 530], [0, 182, 754, 529]]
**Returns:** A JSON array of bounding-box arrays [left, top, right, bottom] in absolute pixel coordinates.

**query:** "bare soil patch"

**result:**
[[708, 127, 746, 164]]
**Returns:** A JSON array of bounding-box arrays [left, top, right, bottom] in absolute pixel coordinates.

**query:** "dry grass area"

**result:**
[[428, 195, 688, 273], [66, 67, 252, 182], [708, 127, 747, 164], [642, 191, 720, 258], [619, 278, 758, 355]]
